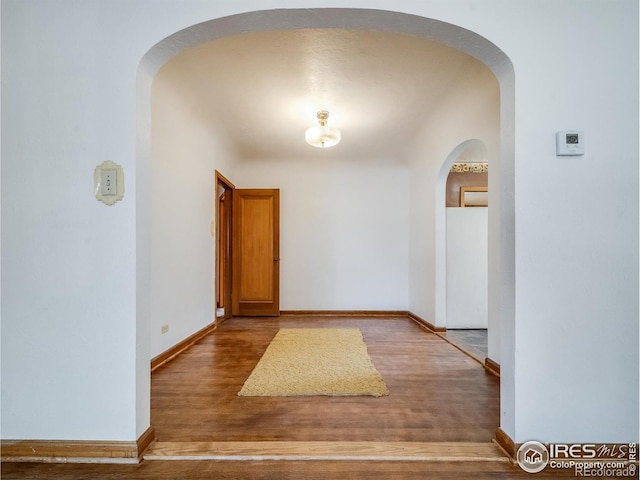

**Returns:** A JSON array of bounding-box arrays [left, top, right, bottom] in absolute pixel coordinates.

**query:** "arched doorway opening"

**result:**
[[435, 139, 494, 364], [136, 7, 515, 442]]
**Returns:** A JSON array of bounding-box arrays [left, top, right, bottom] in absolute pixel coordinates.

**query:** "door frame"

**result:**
[[215, 170, 235, 323]]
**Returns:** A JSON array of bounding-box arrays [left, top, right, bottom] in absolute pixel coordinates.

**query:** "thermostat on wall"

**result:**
[[556, 131, 584, 156]]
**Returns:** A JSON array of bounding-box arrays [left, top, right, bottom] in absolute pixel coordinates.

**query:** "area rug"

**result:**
[[238, 328, 389, 397]]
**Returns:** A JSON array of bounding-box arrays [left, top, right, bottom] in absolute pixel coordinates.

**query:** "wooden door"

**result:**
[[232, 189, 280, 316]]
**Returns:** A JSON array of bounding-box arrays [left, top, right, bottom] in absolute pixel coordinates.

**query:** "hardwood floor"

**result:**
[[2, 460, 585, 479], [151, 316, 499, 443], [2, 315, 583, 478]]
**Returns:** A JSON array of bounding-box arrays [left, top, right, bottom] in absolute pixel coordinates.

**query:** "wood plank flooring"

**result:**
[[1, 459, 586, 479], [5, 315, 582, 479], [150, 316, 500, 443], [144, 440, 508, 462]]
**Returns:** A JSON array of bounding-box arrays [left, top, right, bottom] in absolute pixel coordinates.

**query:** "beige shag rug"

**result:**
[[238, 328, 389, 397]]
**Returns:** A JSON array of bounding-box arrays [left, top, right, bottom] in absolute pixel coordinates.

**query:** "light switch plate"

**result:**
[[101, 169, 117, 196], [94, 160, 124, 206]]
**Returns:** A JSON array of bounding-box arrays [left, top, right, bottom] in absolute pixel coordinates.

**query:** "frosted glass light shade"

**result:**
[[305, 125, 341, 148]]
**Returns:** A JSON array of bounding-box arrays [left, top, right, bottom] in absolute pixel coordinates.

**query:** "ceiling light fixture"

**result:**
[[305, 110, 341, 148]]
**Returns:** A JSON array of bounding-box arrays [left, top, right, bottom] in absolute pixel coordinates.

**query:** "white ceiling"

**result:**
[[156, 28, 495, 162]]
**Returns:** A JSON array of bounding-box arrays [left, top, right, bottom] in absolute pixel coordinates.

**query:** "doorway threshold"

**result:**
[[143, 441, 510, 462]]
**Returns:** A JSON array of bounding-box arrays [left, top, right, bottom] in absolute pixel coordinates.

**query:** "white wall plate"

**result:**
[[94, 160, 125, 206]]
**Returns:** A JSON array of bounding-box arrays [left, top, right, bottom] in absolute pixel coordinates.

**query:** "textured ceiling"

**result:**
[[156, 29, 494, 162]]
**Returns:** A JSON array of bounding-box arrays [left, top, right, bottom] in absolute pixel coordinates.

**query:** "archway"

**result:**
[[435, 139, 493, 363], [136, 7, 515, 441]]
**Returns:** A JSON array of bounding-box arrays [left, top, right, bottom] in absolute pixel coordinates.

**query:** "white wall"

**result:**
[[506, 2, 638, 442], [407, 60, 499, 327], [149, 66, 409, 358], [446, 207, 488, 329], [1, 0, 637, 447], [1, 0, 141, 441], [233, 159, 410, 311], [149, 71, 236, 358]]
